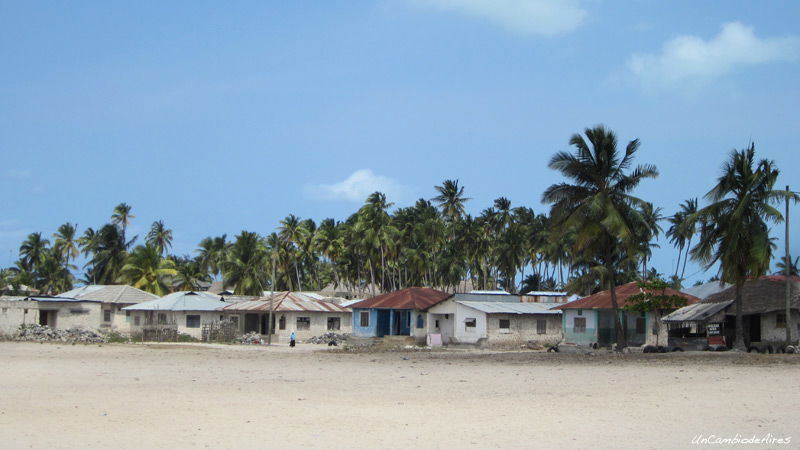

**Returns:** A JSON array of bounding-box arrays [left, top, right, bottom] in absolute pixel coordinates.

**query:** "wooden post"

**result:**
[[786, 185, 792, 344], [267, 252, 276, 345]]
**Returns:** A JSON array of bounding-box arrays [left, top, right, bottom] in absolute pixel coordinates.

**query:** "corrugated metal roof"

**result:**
[[122, 291, 227, 311], [468, 290, 511, 295], [348, 287, 453, 311], [661, 300, 733, 323], [680, 282, 732, 300], [453, 293, 519, 303], [554, 282, 701, 310], [458, 301, 562, 315], [59, 285, 158, 304], [222, 292, 351, 313], [521, 291, 568, 296], [26, 296, 102, 303]]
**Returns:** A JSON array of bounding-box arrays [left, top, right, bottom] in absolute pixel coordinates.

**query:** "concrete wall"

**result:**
[[352, 308, 378, 337], [760, 311, 800, 342], [0, 300, 103, 333], [645, 310, 670, 347], [127, 310, 223, 339], [562, 309, 598, 345], [485, 314, 562, 347], [0, 300, 38, 334], [224, 311, 352, 342]]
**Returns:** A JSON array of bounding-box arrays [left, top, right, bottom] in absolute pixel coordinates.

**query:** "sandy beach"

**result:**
[[1, 342, 798, 449]]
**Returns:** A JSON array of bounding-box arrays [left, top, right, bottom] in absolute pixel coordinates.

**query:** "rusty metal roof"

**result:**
[[554, 282, 701, 310], [222, 291, 351, 313], [347, 287, 453, 311], [661, 300, 733, 323]]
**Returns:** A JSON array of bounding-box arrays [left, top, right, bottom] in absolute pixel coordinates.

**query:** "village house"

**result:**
[[0, 295, 103, 334], [122, 291, 230, 339], [59, 285, 158, 333], [349, 287, 453, 344], [221, 291, 351, 341], [555, 282, 700, 348], [427, 295, 562, 347], [663, 276, 800, 352]]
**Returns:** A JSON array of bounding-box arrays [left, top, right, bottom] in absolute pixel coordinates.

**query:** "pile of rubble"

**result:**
[[15, 324, 107, 343], [238, 331, 262, 345], [307, 332, 349, 345]]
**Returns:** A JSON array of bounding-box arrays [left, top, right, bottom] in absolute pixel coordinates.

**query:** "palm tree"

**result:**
[[19, 232, 50, 272], [776, 256, 799, 276], [691, 144, 798, 350], [666, 198, 698, 281], [111, 203, 135, 242], [223, 231, 268, 296], [35, 249, 74, 294], [278, 214, 308, 291], [53, 223, 79, 273], [196, 235, 230, 282], [118, 245, 177, 295], [86, 224, 133, 285], [170, 256, 212, 291], [432, 179, 471, 221], [543, 125, 658, 349], [314, 219, 345, 288], [146, 220, 173, 257]]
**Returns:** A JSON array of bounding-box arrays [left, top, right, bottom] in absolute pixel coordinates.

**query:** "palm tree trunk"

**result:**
[[733, 280, 745, 350], [606, 256, 627, 350], [368, 258, 376, 296], [674, 244, 683, 278], [680, 237, 692, 280]]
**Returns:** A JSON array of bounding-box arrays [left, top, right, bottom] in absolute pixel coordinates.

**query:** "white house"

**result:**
[[59, 285, 158, 333], [222, 291, 352, 342], [427, 297, 562, 347], [122, 291, 230, 339], [0, 295, 103, 334]]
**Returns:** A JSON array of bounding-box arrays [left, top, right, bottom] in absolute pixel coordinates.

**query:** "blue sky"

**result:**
[[1, 1, 798, 284]]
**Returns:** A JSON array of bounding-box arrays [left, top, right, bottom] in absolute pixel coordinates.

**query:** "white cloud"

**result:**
[[411, 0, 587, 36], [627, 22, 800, 91], [2, 169, 32, 181], [305, 169, 406, 203]]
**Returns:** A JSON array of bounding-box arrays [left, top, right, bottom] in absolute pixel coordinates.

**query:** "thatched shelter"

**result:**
[[663, 275, 800, 350]]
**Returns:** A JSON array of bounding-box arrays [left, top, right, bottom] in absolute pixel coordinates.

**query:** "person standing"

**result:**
[[289, 331, 296, 348]]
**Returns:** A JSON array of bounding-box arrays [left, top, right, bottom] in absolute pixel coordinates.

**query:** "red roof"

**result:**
[[555, 282, 701, 310], [348, 287, 453, 310]]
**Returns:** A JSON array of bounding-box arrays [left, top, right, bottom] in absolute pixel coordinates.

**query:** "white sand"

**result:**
[[1, 342, 798, 449]]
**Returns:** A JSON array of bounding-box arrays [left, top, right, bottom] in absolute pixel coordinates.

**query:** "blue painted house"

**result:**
[[349, 287, 453, 343]]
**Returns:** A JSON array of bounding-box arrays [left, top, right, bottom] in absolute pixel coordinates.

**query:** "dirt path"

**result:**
[[1, 342, 797, 449]]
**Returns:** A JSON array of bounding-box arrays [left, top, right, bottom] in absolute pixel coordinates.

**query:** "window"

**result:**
[[158, 313, 167, 325], [279, 315, 286, 330], [360, 311, 369, 327], [465, 318, 476, 330], [134, 316, 141, 326], [416, 314, 424, 329], [186, 315, 201, 328], [537, 320, 547, 335], [125, 310, 130, 317], [573, 317, 586, 333], [229, 315, 239, 326], [24, 309, 28, 314], [327, 317, 341, 330], [296, 317, 310, 330], [635, 317, 646, 334], [577, 309, 583, 316], [103, 310, 112, 322], [434, 319, 440, 329], [1, 308, 7, 314], [776, 313, 787, 328], [220, 315, 224, 321], [499, 319, 510, 330]]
